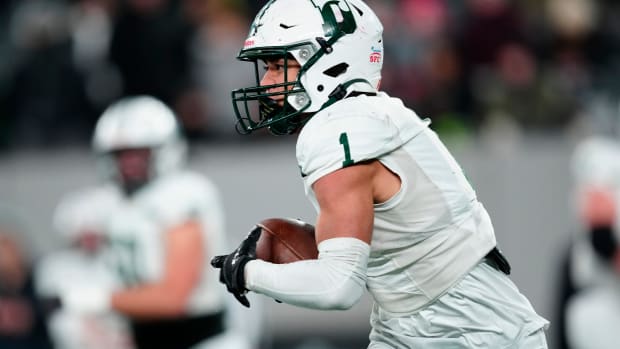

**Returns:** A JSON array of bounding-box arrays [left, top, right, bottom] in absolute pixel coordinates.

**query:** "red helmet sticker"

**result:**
[[369, 46, 382, 63]]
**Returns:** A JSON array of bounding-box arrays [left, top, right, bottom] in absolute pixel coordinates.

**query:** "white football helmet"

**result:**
[[92, 96, 187, 189], [571, 136, 620, 189], [231, 0, 384, 135]]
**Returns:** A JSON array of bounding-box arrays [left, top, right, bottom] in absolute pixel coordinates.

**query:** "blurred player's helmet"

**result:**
[[231, 0, 384, 135], [571, 136, 620, 189], [93, 96, 187, 193]]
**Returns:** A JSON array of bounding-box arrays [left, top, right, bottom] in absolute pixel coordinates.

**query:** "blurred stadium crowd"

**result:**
[[1, 0, 620, 151]]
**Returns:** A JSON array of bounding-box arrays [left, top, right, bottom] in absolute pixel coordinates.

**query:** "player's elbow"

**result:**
[[167, 296, 189, 315], [156, 303, 186, 317], [319, 294, 360, 310], [159, 284, 193, 316], [311, 238, 369, 310], [315, 278, 364, 310]]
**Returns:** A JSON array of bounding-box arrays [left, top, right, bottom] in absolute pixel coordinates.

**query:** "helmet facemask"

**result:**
[[232, 47, 313, 136], [111, 147, 152, 196], [232, 0, 384, 136]]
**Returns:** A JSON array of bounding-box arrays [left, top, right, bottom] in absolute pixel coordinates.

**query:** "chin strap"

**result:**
[[262, 77, 372, 135], [321, 78, 374, 110], [259, 97, 310, 136]]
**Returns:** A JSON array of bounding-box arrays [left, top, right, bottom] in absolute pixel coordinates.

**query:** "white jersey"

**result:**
[[297, 92, 496, 314], [36, 251, 134, 349], [566, 283, 620, 349], [103, 170, 229, 315], [37, 185, 132, 349]]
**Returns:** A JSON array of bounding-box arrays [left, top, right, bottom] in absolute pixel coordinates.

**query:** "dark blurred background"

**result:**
[[1, 0, 620, 149], [2, 1, 620, 349]]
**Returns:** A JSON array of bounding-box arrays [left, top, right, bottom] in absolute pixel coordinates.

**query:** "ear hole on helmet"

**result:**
[[323, 63, 349, 77]]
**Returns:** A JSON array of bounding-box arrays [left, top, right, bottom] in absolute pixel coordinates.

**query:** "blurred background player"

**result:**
[[35, 184, 133, 349], [59, 95, 255, 349], [556, 136, 620, 349]]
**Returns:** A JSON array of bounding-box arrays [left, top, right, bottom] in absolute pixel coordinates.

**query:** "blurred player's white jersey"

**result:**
[[36, 184, 132, 349], [297, 92, 496, 314], [566, 284, 620, 349], [36, 250, 134, 349], [103, 170, 229, 315], [103, 170, 256, 349]]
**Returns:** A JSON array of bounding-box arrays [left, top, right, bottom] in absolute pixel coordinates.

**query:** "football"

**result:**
[[255, 217, 318, 263]]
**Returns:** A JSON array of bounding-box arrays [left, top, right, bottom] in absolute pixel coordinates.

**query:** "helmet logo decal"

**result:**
[[370, 46, 382, 63], [317, 0, 356, 37], [331, 3, 344, 22], [244, 39, 255, 48], [249, 22, 263, 37], [248, 0, 272, 36]]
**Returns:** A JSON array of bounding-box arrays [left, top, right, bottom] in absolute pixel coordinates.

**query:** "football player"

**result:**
[[212, 0, 549, 348], [36, 185, 133, 349], [560, 136, 620, 349], [60, 96, 254, 349]]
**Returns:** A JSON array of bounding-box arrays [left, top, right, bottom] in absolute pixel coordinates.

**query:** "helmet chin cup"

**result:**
[[259, 97, 307, 136], [259, 97, 280, 122], [121, 177, 148, 196]]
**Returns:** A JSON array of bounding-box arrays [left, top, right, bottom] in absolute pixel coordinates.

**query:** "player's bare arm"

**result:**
[[110, 220, 203, 318], [313, 160, 401, 245], [212, 160, 401, 309]]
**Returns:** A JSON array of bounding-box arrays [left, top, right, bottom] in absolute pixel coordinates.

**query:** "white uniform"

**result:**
[[565, 283, 620, 349], [297, 92, 548, 348], [562, 137, 620, 349], [36, 185, 133, 349], [36, 250, 134, 349], [104, 170, 227, 314], [103, 170, 253, 349]]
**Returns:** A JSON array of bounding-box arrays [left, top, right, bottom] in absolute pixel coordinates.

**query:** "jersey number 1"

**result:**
[[339, 132, 354, 167]]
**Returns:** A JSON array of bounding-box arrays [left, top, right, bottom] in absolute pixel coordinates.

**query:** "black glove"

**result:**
[[211, 226, 261, 307]]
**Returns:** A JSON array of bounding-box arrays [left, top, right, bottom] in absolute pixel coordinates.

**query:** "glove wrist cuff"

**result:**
[[236, 256, 254, 291]]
